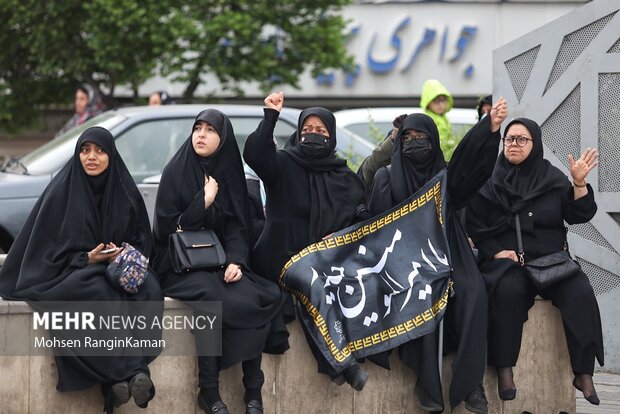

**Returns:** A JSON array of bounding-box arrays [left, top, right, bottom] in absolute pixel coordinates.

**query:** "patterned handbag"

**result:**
[[515, 214, 579, 289], [105, 242, 149, 294]]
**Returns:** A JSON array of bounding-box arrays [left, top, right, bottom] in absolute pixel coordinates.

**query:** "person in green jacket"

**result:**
[[420, 79, 456, 160]]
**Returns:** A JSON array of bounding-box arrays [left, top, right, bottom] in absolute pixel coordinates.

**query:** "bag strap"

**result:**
[[514, 214, 525, 266]]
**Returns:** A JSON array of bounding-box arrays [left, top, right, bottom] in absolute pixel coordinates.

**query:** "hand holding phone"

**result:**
[[100, 247, 119, 254]]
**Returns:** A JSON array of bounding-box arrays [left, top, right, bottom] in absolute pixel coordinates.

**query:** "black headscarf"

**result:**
[[472, 118, 567, 238], [152, 109, 251, 272], [281, 107, 365, 241], [390, 113, 447, 203], [477, 95, 493, 119], [0, 127, 152, 299]]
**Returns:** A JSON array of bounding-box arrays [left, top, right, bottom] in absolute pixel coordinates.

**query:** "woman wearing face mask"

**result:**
[[367, 98, 508, 414], [243, 92, 371, 391]]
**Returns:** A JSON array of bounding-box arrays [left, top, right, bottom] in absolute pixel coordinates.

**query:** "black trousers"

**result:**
[[488, 267, 599, 375], [198, 355, 264, 390]]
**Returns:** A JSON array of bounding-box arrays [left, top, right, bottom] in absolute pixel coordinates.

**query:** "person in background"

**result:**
[[357, 113, 407, 198], [56, 83, 105, 137], [148, 91, 175, 106], [420, 79, 455, 159], [477, 95, 493, 120], [466, 118, 603, 406]]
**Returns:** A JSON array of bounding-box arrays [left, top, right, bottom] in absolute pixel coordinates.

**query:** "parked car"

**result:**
[[0, 104, 374, 252], [334, 107, 479, 145]]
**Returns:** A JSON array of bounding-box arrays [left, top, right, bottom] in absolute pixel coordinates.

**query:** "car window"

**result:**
[[345, 122, 392, 142], [14, 113, 118, 175], [228, 116, 296, 151], [115, 118, 194, 183]]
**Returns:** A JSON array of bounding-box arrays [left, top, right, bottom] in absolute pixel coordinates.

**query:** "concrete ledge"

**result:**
[[0, 298, 575, 413]]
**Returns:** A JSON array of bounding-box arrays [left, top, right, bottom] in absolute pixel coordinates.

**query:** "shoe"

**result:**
[[343, 363, 368, 391], [111, 381, 130, 407], [197, 395, 229, 414], [497, 367, 516, 401], [129, 372, 154, 408], [245, 399, 263, 414], [415, 382, 444, 412], [464, 384, 488, 414], [573, 376, 600, 406]]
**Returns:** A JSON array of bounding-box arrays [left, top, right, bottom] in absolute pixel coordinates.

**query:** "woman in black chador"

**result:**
[[466, 118, 603, 405], [243, 92, 371, 391], [0, 127, 161, 412], [367, 98, 507, 414], [151, 108, 288, 414]]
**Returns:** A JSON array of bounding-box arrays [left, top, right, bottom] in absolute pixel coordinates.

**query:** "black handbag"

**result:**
[[168, 219, 227, 273], [514, 214, 579, 289]]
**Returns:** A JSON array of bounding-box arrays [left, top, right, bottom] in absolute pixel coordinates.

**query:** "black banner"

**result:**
[[280, 169, 451, 373]]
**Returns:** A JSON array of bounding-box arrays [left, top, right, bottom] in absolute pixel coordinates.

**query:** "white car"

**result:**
[[334, 107, 479, 145]]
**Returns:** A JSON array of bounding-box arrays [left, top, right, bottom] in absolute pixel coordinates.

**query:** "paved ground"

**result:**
[[576, 373, 620, 414]]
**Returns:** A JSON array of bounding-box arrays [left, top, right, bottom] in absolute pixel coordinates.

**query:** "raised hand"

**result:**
[[264, 91, 284, 112], [490, 97, 508, 133], [569, 148, 598, 186], [204, 175, 219, 208]]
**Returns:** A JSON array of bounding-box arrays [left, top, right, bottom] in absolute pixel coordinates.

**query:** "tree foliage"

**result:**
[[0, 0, 353, 133]]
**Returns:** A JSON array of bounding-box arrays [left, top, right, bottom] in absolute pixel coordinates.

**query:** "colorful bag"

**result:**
[[105, 242, 149, 294]]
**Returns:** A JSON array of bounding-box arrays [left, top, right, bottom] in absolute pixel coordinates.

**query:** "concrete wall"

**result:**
[[0, 298, 575, 414]]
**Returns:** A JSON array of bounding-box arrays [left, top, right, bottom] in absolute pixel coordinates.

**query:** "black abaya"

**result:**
[[151, 109, 288, 376], [368, 113, 500, 408], [0, 127, 162, 399], [466, 117, 604, 374]]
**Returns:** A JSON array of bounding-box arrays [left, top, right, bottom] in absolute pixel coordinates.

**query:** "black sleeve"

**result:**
[[561, 184, 597, 224], [368, 167, 393, 216], [178, 189, 218, 231], [447, 115, 501, 210], [466, 193, 505, 260], [67, 251, 89, 269], [243, 108, 281, 186], [221, 209, 249, 268]]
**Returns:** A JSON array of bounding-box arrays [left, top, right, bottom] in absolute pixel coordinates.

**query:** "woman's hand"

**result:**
[[224, 263, 243, 283], [489, 97, 508, 133], [569, 148, 598, 186], [204, 175, 219, 208], [494, 250, 518, 262], [87, 243, 123, 264], [264, 92, 284, 113]]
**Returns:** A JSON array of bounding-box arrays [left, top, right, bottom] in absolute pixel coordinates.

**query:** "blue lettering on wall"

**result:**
[[367, 17, 410, 74], [401, 28, 436, 73], [315, 18, 478, 87]]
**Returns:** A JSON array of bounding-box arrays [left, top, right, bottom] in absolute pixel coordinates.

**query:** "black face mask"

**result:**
[[402, 139, 433, 163], [299, 133, 331, 158]]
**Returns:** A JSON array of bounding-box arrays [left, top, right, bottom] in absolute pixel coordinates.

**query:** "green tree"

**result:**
[[0, 0, 353, 133]]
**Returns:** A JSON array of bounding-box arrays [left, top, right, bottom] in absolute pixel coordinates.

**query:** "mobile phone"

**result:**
[[100, 247, 118, 254]]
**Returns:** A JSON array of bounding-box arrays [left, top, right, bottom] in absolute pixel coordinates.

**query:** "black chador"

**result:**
[[368, 113, 501, 409], [151, 109, 289, 378], [0, 127, 162, 410]]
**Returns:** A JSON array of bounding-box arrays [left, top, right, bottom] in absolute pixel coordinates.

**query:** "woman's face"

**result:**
[[192, 121, 221, 157], [148, 93, 162, 106], [503, 123, 534, 165], [75, 89, 89, 115], [79, 142, 109, 176], [301, 115, 330, 138]]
